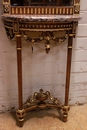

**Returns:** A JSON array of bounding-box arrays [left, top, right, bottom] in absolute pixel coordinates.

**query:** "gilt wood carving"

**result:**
[[2, 0, 80, 127]]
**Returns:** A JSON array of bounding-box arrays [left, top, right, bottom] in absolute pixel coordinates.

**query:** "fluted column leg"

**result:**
[[63, 35, 73, 122], [16, 35, 25, 127]]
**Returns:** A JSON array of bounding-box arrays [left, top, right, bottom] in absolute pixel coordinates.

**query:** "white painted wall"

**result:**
[[0, 0, 87, 112]]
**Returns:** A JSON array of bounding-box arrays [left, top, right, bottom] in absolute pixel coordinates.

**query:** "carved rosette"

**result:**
[[3, 0, 10, 14], [74, 0, 80, 14]]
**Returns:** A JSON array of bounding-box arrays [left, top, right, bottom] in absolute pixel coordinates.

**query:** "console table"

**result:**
[[2, 0, 81, 127]]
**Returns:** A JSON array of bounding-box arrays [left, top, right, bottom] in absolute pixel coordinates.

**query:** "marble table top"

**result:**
[[2, 14, 81, 22]]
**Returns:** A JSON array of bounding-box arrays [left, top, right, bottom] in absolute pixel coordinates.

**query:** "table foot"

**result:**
[[63, 105, 70, 122], [18, 121, 24, 127], [16, 109, 25, 127]]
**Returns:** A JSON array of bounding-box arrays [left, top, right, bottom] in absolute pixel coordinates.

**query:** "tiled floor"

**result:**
[[0, 105, 87, 130]]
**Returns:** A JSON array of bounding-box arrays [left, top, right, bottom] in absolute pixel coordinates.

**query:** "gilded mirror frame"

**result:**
[[2, 0, 80, 15]]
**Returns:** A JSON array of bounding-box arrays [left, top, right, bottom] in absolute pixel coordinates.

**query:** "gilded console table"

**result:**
[[2, 0, 80, 127]]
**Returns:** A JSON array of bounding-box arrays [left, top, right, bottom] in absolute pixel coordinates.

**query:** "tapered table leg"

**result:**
[[63, 35, 73, 122], [16, 35, 25, 127]]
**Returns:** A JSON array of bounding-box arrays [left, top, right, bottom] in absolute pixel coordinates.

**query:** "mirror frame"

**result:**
[[2, 0, 80, 15], [10, 0, 72, 6]]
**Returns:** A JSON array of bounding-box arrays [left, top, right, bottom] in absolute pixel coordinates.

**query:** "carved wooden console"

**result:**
[[2, 0, 80, 127]]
